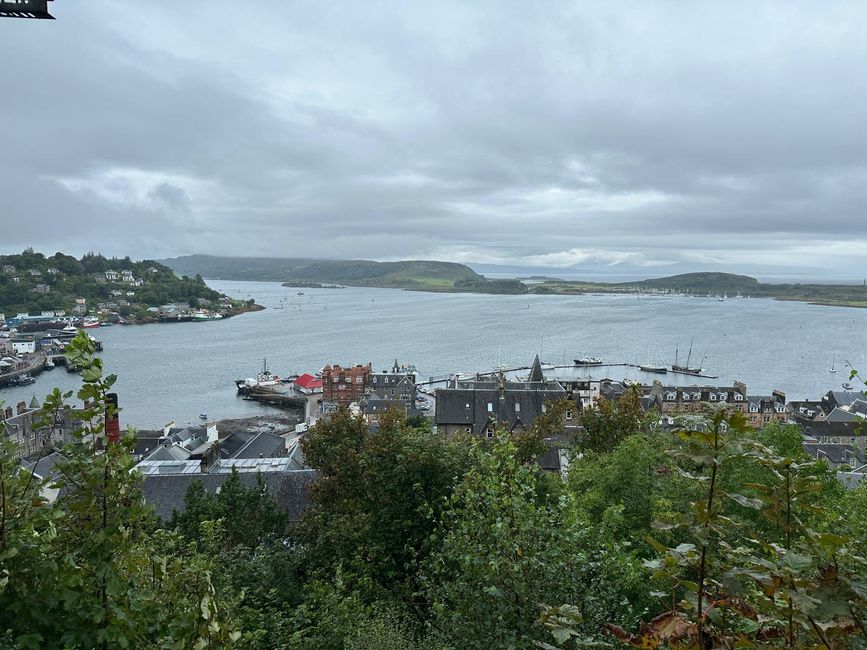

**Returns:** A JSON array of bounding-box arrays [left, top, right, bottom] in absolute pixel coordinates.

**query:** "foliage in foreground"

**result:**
[[0, 332, 864, 648]]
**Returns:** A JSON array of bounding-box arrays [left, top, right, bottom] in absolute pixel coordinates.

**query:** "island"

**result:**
[[162, 255, 867, 308]]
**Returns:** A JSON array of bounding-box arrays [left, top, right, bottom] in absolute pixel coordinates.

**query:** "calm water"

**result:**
[[3, 280, 866, 429]]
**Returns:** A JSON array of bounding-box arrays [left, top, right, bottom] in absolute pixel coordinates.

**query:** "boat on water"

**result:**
[[639, 364, 668, 374], [193, 310, 223, 321], [82, 317, 101, 329], [14, 373, 36, 386], [297, 291, 305, 296], [672, 339, 703, 375], [574, 356, 603, 366], [842, 382, 854, 390], [829, 352, 837, 373], [44, 358, 55, 370], [235, 358, 283, 394]]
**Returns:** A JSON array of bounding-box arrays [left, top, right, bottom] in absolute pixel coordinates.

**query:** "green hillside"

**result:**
[[162, 254, 525, 293], [0, 249, 248, 319]]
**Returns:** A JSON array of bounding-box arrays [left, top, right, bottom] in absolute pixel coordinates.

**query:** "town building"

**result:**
[[435, 356, 571, 438], [137, 443, 316, 521], [322, 363, 372, 404], [104, 270, 120, 281], [746, 392, 788, 428], [646, 380, 750, 417]]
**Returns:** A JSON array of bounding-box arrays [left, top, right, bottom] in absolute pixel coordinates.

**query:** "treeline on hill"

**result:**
[[0, 249, 222, 316], [1, 334, 865, 648], [163, 254, 529, 293]]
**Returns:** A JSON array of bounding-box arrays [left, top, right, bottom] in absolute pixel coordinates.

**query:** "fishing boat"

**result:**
[[574, 356, 603, 366]]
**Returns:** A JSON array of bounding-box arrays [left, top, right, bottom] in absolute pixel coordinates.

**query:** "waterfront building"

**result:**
[[322, 363, 371, 405], [435, 355, 572, 438], [645, 380, 751, 417], [104, 270, 120, 281]]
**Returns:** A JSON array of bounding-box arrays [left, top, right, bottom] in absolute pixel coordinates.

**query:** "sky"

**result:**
[[2, 1, 867, 280]]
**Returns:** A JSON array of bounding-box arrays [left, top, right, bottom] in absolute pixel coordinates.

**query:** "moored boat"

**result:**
[[639, 364, 668, 374], [574, 356, 603, 366]]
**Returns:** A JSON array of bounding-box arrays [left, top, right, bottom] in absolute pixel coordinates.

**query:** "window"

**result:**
[[486, 427, 494, 438], [750, 404, 758, 412], [682, 394, 690, 401], [565, 409, 573, 420], [465, 427, 471, 433], [515, 403, 520, 413], [734, 394, 743, 401], [487, 402, 493, 412], [542, 403, 547, 413], [355, 376, 363, 383], [710, 393, 717, 401]]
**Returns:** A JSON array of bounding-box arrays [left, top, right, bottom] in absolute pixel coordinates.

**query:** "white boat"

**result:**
[[829, 352, 837, 373]]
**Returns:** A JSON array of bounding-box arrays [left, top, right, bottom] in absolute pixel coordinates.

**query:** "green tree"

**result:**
[[300, 408, 471, 605], [423, 435, 650, 649]]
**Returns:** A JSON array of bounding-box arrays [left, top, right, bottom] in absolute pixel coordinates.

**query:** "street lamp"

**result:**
[[0, 0, 55, 19]]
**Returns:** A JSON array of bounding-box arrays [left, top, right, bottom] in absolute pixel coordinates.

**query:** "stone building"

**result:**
[[322, 363, 372, 405]]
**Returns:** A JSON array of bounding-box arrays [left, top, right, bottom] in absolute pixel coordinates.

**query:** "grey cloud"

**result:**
[[1, 1, 866, 277]]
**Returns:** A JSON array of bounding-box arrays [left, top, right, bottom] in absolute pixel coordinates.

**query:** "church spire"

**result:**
[[528, 354, 544, 383]]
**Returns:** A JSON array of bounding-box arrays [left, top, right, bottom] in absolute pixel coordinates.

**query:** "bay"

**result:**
[[3, 280, 865, 429]]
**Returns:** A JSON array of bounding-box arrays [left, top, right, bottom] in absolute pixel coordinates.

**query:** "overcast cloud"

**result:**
[[2, 1, 866, 279]]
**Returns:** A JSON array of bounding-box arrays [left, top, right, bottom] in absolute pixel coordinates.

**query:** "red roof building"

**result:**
[[295, 373, 323, 394]]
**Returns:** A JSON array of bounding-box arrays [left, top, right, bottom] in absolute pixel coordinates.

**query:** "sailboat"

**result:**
[[829, 352, 837, 373], [672, 338, 703, 375]]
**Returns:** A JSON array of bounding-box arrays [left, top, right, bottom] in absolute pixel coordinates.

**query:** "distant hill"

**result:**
[[623, 272, 761, 292], [161, 255, 525, 293]]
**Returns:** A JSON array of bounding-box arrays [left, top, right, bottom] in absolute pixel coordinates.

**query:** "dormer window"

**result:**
[[718, 393, 727, 401], [750, 404, 758, 413], [734, 394, 743, 401], [692, 393, 701, 401], [682, 394, 690, 401], [665, 392, 676, 401], [710, 393, 717, 401]]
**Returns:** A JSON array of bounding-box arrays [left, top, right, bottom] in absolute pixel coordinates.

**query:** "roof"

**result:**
[[435, 384, 567, 436], [21, 451, 67, 483], [528, 355, 544, 383], [295, 373, 323, 390], [803, 442, 865, 464], [139, 468, 318, 521], [231, 431, 285, 459]]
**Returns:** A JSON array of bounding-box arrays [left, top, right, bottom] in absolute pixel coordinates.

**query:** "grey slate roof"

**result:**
[[435, 383, 567, 436], [22, 451, 67, 483], [231, 431, 285, 459], [140, 469, 318, 521]]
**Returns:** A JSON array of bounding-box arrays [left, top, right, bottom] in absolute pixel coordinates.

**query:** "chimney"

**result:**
[[105, 392, 121, 444], [17, 401, 26, 415], [734, 381, 747, 397], [206, 421, 218, 443], [772, 389, 786, 403]]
